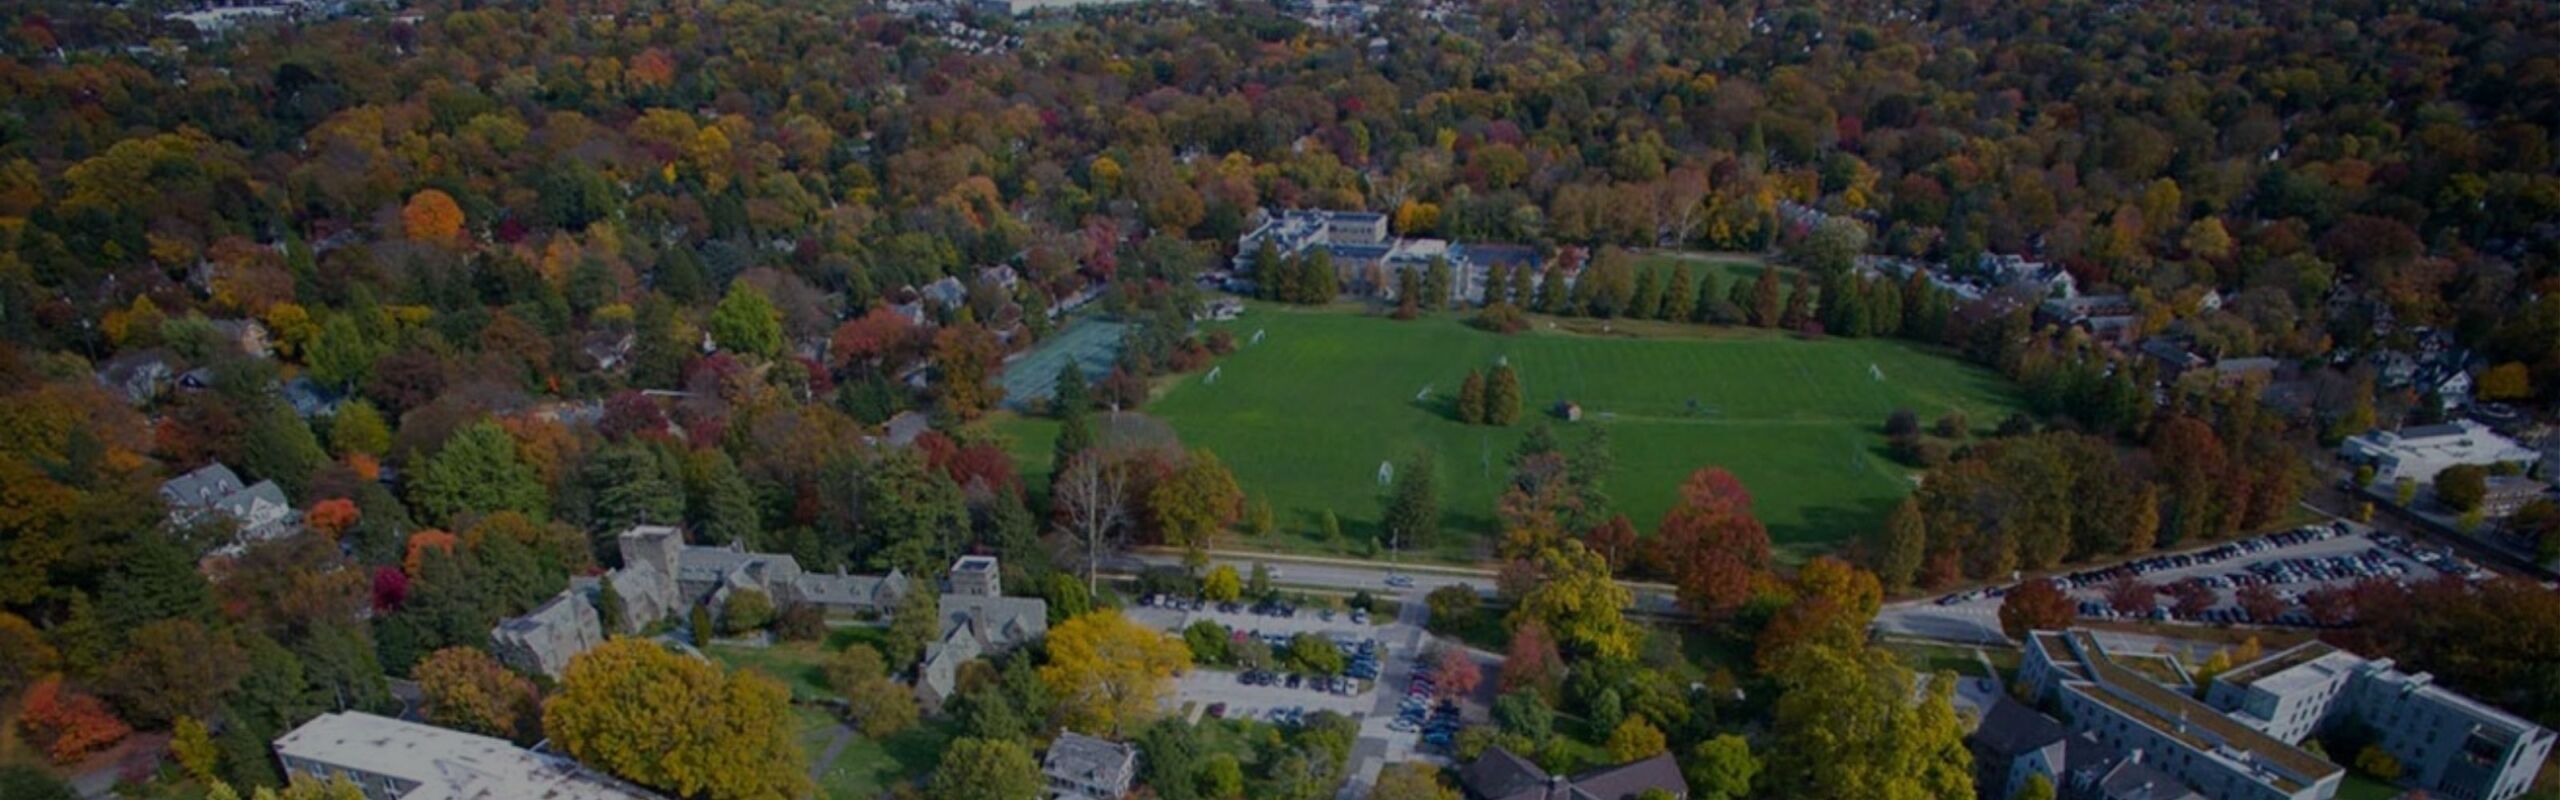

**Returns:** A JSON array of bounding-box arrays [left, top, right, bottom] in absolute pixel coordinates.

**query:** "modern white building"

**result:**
[[272, 712, 660, 800], [2020, 630, 2345, 800], [2208, 641, 2555, 800], [2341, 419, 2541, 484]]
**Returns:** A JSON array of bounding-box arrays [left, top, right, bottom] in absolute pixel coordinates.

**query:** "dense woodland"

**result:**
[[2, 0, 2560, 797]]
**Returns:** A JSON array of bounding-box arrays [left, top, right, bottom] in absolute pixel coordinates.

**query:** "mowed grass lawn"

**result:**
[[999, 303, 2018, 562]]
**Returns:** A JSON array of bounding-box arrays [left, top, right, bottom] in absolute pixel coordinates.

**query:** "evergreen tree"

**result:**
[[103, 534, 215, 631], [1729, 272, 1759, 323], [1536, 266, 1571, 314], [595, 577, 627, 634], [1396, 268, 1423, 318], [1379, 451, 1441, 552], [243, 402, 326, 498], [1508, 263, 1534, 309], [1423, 256, 1454, 309], [1696, 271, 1726, 323], [1457, 370, 1488, 424], [1053, 414, 1096, 489], [1663, 265, 1697, 322], [683, 450, 759, 546], [1629, 268, 1663, 321], [1253, 239, 1285, 300], [1052, 362, 1092, 419], [1487, 364, 1525, 425], [1749, 269, 1784, 327], [1780, 273, 1815, 330], [1301, 249, 1338, 303]]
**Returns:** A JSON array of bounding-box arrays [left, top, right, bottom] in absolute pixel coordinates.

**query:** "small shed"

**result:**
[[1557, 401, 1582, 422]]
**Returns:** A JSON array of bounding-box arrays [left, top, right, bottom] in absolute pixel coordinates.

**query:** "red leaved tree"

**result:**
[[19, 677, 131, 764], [1656, 468, 1773, 619]]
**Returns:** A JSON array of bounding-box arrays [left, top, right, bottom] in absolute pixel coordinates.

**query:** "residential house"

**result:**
[[280, 376, 344, 418], [2039, 295, 2140, 347], [1457, 746, 1688, 800], [877, 410, 934, 450], [273, 712, 662, 800], [160, 462, 298, 550], [1041, 731, 1138, 800], [97, 349, 178, 405], [206, 318, 273, 357]]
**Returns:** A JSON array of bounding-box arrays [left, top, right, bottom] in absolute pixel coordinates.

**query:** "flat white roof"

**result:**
[[274, 712, 659, 800]]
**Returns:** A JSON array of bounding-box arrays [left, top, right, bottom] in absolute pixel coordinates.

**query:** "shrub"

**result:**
[[774, 604, 827, 642], [720, 588, 776, 635], [1472, 302, 1530, 334]]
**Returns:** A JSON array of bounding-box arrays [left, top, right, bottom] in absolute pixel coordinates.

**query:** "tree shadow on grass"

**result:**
[[1773, 496, 1904, 562]]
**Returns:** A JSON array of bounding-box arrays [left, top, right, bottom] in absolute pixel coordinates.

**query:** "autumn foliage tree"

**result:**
[[2235, 582, 2286, 622], [1431, 646, 1482, 702], [415, 647, 540, 742], [1039, 610, 1192, 736], [543, 639, 810, 799], [929, 320, 1006, 420], [2103, 574, 2157, 617], [304, 498, 359, 540], [1500, 620, 1566, 698], [402, 189, 465, 245], [18, 677, 131, 764], [1998, 580, 2076, 639], [1656, 468, 1774, 619]]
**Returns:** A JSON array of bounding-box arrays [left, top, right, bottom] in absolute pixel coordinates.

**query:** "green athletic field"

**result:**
[[997, 303, 2019, 563]]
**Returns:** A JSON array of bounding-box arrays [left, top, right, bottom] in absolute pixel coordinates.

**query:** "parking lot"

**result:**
[[1128, 593, 1451, 798], [1880, 519, 2494, 642]]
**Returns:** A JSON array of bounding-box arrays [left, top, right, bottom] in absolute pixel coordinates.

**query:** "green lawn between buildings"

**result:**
[[995, 302, 2020, 563], [715, 627, 938, 799]]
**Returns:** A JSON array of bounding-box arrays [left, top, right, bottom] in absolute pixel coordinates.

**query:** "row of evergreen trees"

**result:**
[[1456, 364, 1525, 425]]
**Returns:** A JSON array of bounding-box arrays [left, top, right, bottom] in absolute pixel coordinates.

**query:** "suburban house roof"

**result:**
[[1041, 731, 1137, 799], [1458, 747, 1687, 800]]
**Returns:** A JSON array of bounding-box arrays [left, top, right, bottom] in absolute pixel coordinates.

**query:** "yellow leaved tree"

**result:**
[[1040, 610, 1192, 736], [541, 639, 809, 800]]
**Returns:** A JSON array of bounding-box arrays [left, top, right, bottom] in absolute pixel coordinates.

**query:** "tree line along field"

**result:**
[[999, 303, 2021, 563]]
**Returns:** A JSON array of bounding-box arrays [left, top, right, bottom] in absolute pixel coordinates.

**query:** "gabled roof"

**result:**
[[163, 462, 247, 506], [1457, 747, 1686, 800]]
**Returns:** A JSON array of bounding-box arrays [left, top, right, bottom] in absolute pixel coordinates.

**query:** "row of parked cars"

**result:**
[[1142, 592, 1377, 624], [2243, 549, 2410, 585], [1395, 661, 1462, 748], [1237, 669, 1360, 695], [1936, 523, 2363, 606]]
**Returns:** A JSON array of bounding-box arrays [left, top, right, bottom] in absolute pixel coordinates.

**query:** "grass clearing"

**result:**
[[706, 626, 888, 701], [997, 303, 2019, 562], [792, 705, 948, 799], [2336, 774, 2402, 800], [1883, 641, 2011, 680]]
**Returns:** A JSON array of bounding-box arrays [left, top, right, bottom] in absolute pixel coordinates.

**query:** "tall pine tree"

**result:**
[[1457, 370, 1487, 424]]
